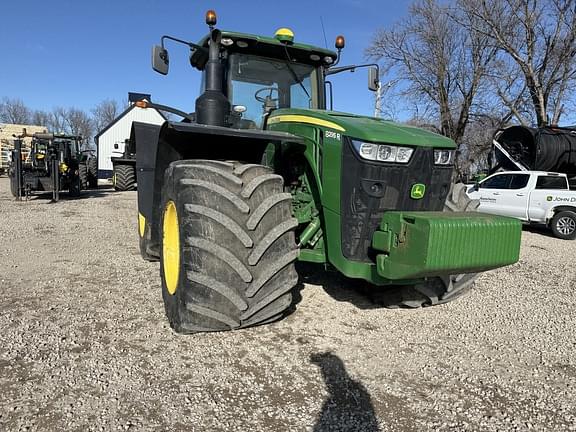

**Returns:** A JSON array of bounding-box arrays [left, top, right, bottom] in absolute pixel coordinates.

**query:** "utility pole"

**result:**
[[374, 84, 383, 118], [374, 79, 400, 118]]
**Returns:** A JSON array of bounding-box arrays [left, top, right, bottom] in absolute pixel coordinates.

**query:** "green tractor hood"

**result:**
[[267, 109, 455, 148]]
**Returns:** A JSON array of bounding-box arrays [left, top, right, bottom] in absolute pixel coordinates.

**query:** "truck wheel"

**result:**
[[113, 164, 136, 191], [551, 211, 576, 240], [87, 158, 98, 188], [79, 164, 88, 190], [390, 183, 481, 308], [160, 160, 299, 333]]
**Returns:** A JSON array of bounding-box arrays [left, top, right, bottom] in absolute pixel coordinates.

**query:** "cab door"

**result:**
[[472, 173, 530, 219]]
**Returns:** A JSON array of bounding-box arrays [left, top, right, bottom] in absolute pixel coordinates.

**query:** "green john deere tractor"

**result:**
[[131, 11, 522, 333]]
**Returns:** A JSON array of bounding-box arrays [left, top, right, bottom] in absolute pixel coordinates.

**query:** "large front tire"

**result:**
[[160, 160, 299, 333], [387, 183, 481, 308]]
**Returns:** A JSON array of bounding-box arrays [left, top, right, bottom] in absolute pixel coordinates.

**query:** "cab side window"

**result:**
[[509, 174, 530, 189], [480, 174, 512, 189], [536, 176, 568, 190]]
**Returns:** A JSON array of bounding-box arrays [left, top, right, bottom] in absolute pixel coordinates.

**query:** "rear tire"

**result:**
[[79, 164, 88, 190], [551, 211, 576, 240], [87, 158, 98, 188], [160, 160, 299, 333], [113, 164, 136, 191], [387, 183, 481, 308]]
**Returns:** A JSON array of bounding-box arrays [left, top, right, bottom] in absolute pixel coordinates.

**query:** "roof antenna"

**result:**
[[320, 16, 328, 49]]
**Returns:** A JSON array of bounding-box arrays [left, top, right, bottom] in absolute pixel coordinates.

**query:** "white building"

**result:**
[[95, 100, 166, 180]]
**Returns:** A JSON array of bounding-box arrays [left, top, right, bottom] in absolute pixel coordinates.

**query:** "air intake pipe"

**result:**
[[195, 29, 230, 127]]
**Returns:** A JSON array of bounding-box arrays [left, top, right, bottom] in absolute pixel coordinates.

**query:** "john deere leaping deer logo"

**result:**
[[411, 183, 426, 199]]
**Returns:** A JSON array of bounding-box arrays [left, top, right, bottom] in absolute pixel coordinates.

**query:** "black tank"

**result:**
[[495, 126, 576, 176]]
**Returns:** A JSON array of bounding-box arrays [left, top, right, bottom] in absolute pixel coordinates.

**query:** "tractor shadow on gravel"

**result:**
[[310, 352, 381, 431], [296, 262, 407, 310]]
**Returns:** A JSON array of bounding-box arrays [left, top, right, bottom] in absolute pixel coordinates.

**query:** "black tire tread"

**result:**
[[241, 294, 293, 326], [185, 271, 249, 311], [114, 164, 136, 191], [161, 160, 299, 333], [241, 174, 283, 198], [181, 179, 250, 213], [87, 158, 98, 188], [185, 237, 253, 283], [184, 204, 253, 247], [79, 164, 88, 190], [246, 193, 292, 230], [185, 303, 241, 328], [248, 219, 299, 265]]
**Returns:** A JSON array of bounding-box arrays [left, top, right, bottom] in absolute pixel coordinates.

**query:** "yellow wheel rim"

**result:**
[[162, 200, 180, 295]]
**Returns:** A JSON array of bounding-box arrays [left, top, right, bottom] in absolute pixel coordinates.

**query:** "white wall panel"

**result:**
[[96, 107, 165, 176]]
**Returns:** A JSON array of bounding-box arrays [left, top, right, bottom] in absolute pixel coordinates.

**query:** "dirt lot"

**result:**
[[0, 176, 575, 432]]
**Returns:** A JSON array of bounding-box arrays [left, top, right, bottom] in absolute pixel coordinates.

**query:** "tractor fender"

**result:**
[[132, 120, 304, 255]]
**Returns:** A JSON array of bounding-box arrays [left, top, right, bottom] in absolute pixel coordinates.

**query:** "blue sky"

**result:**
[[0, 0, 411, 118]]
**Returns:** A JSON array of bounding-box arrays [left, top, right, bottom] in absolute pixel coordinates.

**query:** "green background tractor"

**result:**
[[132, 11, 522, 333]]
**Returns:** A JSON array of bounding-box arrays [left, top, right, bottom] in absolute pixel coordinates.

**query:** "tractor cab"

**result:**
[[194, 29, 335, 129], [150, 17, 378, 130], [28, 134, 81, 173], [53, 135, 82, 165], [30, 138, 49, 169]]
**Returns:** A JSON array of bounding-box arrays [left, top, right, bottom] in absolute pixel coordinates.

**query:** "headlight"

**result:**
[[353, 141, 414, 164], [358, 142, 378, 160], [434, 149, 455, 165]]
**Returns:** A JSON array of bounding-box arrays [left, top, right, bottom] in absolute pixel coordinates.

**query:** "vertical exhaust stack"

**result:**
[[195, 27, 231, 127]]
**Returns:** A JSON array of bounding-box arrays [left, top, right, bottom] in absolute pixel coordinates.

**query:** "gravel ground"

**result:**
[[0, 176, 575, 432]]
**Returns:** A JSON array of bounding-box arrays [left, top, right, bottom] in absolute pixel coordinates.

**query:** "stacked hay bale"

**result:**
[[0, 124, 47, 174]]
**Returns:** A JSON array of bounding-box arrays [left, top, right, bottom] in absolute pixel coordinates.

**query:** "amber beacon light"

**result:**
[[206, 10, 217, 28]]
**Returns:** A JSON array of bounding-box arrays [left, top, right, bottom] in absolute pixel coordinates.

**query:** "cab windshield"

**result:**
[[228, 53, 318, 128]]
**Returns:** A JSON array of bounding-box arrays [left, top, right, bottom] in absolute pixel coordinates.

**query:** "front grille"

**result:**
[[340, 138, 453, 262]]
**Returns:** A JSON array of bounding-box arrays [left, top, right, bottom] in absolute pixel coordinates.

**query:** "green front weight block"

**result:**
[[373, 211, 522, 280]]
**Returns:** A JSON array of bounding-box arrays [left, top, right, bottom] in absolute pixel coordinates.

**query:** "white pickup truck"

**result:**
[[467, 171, 576, 239]]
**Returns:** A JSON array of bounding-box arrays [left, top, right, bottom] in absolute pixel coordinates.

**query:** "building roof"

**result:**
[[94, 103, 167, 143]]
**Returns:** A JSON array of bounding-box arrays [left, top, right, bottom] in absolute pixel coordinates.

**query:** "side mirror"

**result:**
[[473, 182, 480, 191], [152, 45, 169, 75], [368, 66, 379, 92]]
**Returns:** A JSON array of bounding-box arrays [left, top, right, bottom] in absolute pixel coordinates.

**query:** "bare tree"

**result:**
[[49, 107, 68, 134], [32, 110, 51, 127], [0, 97, 31, 124], [366, 0, 498, 145], [91, 99, 120, 132], [65, 108, 94, 147], [458, 114, 506, 177], [459, 0, 576, 126]]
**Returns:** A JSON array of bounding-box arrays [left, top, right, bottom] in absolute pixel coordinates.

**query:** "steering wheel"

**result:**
[[255, 87, 279, 103]]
